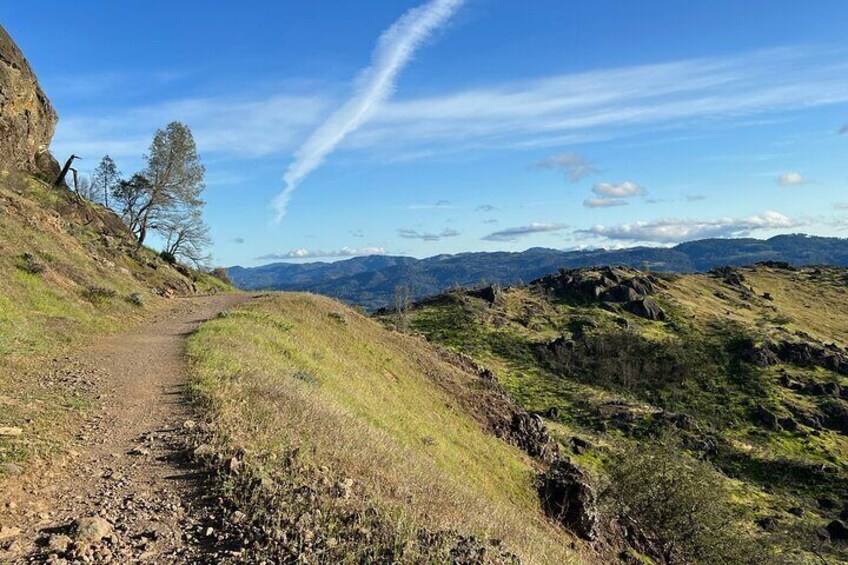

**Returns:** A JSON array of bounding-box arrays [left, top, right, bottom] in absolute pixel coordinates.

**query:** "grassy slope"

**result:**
[[0, 171, 229, 472], [399, 266, 848, 564], [187, 293, 581, 564]]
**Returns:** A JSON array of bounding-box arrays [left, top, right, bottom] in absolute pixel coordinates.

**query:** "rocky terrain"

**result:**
[[0, 25, 59, 177], [387, 263, 848, 564]]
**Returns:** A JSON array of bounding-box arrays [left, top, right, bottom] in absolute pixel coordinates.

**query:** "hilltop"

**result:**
[[229, 234, 848, 310], [380, 263, 848, 563]]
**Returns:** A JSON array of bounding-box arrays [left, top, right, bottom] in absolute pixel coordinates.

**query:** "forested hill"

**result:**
[[229, 234, 848, 310]]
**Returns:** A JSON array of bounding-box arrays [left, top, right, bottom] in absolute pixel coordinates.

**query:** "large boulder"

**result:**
[[539, 458, 599, 540], [0, 25, 58, 175], [625, 297, 666, 321]]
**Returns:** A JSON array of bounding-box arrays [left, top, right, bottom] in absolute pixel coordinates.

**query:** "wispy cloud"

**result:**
[[592, 181, 645, 198], [840, 123, 848, 134], [352, 47, 848, 153], [777, 171, 810, 187], [476, 204, 498, 212], [257, 246, 387, 260], [685, 194, 707, 202], [584, 197, 628, 208], [57, 46, 848, 173], [272, 0, 465, 221], [53, 94, 328, 165], [532, 153, 597, 182], [835, 202, 848, 210], [580, 210, 802, 244], [482, 222, 569, 242], [407, 199, 455, 210], [397, 227, 461, 241], [232, 237, 245, 244]]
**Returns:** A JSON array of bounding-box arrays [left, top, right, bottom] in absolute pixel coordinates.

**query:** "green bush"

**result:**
[[603, 435, 768, 564]]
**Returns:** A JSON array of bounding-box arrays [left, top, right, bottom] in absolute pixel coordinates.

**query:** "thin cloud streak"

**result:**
[[584, 197, 628, 208], [397, 227, 461, 241], [353, 47, 848, 152], [273, 0, 465, 221], [482, 222, 569, 242]]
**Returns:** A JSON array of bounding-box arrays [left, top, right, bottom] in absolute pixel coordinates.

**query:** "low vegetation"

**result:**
[[0, 171, 229, 476], [186, 293, 580, 563], [390, 265, 848, 563]]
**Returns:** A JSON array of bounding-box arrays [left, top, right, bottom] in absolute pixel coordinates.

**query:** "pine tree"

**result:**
[[91, 155, 121, 208]]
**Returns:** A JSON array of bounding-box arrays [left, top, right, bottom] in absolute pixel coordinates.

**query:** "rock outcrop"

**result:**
[[539, 458, 599, 540], [0, 25, 58, 175], [532, 267, 666, 321]]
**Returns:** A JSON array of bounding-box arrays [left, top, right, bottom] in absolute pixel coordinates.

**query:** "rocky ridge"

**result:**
[[0, 25, 59, 176]]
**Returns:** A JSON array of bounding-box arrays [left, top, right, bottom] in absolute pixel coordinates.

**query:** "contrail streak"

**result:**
[[273, 0, 465, 221]]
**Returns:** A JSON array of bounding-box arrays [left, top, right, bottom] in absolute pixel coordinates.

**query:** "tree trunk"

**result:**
[[54, 155, 80, 187]]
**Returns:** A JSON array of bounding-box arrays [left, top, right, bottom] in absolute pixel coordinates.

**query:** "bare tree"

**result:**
[[77, 174, 98, 201], [159, 210, 212, 267], [393, 285, 412, 332]]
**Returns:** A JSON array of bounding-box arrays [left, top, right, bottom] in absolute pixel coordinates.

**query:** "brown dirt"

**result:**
[[0, 293, 253, 564]]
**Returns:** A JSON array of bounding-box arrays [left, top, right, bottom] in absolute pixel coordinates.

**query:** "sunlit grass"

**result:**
[[187, 293, 580, 564]]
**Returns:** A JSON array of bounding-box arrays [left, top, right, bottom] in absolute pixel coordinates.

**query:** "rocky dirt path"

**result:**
[[0, 293, 253, 564]]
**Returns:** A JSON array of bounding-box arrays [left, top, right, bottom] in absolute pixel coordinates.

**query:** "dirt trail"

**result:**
[[0, 293, 252, 564]]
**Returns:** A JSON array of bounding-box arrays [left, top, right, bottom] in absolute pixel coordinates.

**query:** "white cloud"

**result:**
[[835, 202, 848, 210], [533, 153, 597, 182], [273, 0, 466, 221], [592, 181, 645, 198], [583, 197, 628, 208], [580, 211, 802, 244], [482, 222, 569, 242], [397, 227, 461, 241], [777, 171, 809, 186], [257, 247, 387, 260]]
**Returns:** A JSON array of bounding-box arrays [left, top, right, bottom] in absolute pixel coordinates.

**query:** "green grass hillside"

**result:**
[[388, 265, 848, 564], [186, 293, 583, 564], [0, 171, 228, 474]]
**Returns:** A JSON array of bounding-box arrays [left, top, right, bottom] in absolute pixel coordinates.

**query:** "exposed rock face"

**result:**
[[625, 297, 665, 321], [532, 266, 666, 321], [820, 399, 848, 434], [0, 25, 58, 174], [539, 458, 598, 540], [710, 266, 746, 288]]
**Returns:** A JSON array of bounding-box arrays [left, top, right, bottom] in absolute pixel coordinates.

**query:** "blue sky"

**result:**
[[3, 1, 847, 266]]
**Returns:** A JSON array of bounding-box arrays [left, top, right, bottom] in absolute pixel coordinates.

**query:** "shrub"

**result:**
[[127, 292, 145, 307], [159, 250, 177, 264], [537, 330, 705, 393], [603, 435, 768, 564], [82, 285, 117, 303], [18, 252, 46, 275], [210, 267, 232, 285]]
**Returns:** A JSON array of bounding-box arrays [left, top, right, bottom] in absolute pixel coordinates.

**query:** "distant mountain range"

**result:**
[[228, 234, 848, 310]]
